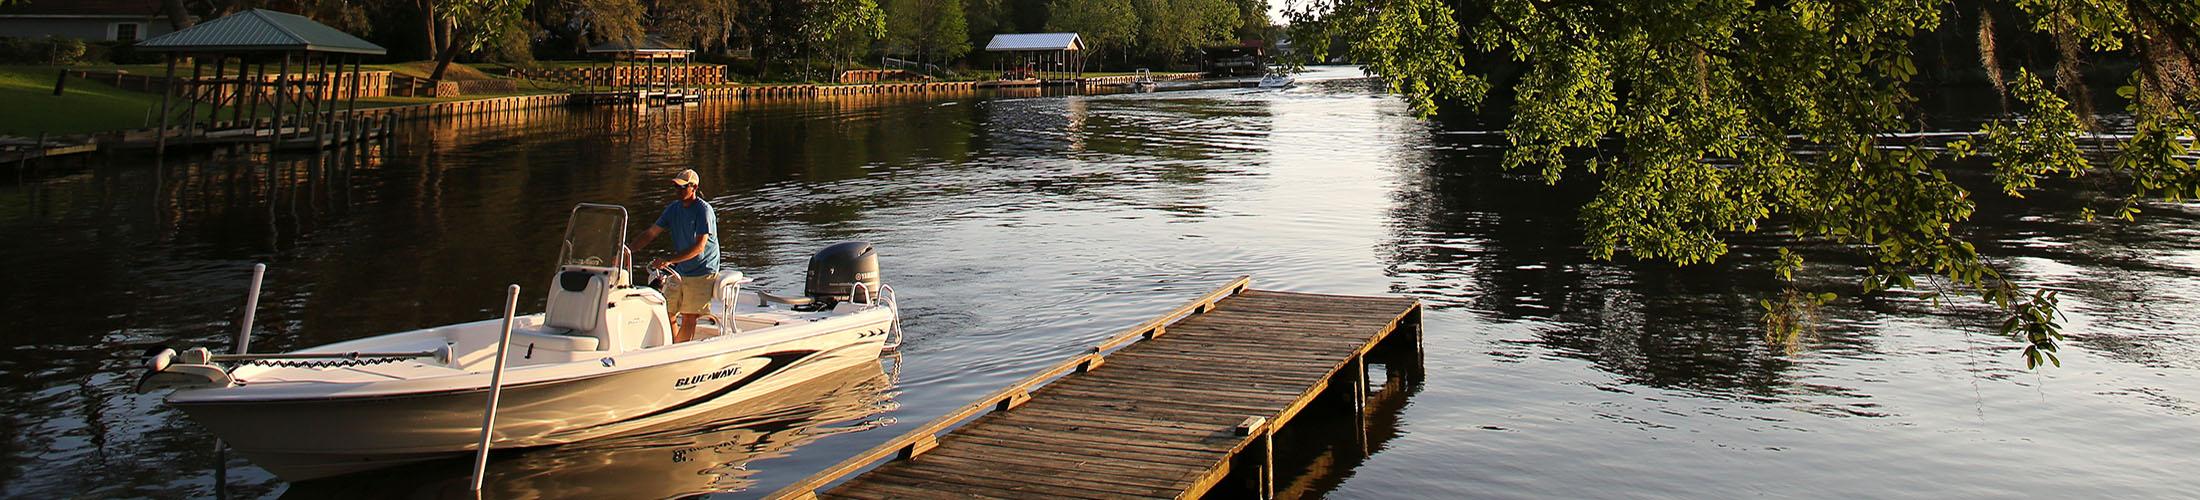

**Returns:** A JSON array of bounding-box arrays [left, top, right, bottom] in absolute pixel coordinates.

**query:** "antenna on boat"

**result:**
[[236, 263, 265, 354], [471, 284, 521, 494]]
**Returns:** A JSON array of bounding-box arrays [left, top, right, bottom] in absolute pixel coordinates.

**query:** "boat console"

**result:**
[[541, 204, 674, 353]]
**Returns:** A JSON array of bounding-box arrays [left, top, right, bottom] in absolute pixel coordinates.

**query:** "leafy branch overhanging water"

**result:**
[[1288, 0, 2200, 366]]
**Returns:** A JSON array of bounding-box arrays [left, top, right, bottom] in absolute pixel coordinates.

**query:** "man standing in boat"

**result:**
[[632, 169, 720, 342]]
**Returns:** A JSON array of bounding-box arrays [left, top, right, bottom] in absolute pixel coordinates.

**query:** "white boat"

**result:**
[[1132, 68, 1157, 92], [1258, 72, 1295, 89], [284, 362, 897, 497], [135, 203, 901, 481]]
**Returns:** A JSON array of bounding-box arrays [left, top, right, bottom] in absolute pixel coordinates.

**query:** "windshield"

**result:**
[[560, 204, 628, 268]]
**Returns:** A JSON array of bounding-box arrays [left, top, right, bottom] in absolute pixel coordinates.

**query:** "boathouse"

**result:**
[[581, 35, 700, 104], [984, 33, 1085, 83], [134, 9, 387, 151]]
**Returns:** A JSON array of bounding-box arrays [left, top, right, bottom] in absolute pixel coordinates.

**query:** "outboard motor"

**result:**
[[804, 241, 881, 307]]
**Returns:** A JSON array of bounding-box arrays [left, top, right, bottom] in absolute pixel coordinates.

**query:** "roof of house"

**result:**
[[136, 9, 385, 55], [985, 33, 1084, 52], [0, 0, 167, 18], [586, 35, 693, 54]]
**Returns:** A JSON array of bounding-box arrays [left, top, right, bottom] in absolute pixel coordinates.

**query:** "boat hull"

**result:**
[[172, 319, 889, 481]]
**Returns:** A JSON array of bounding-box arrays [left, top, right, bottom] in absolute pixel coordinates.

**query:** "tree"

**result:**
[[1045, 0, 1134, 69], [1290, 0, 2200, 366], [428, 0, 532, 81], [161, 0, 195, 31], [887, 0, 971, 75], [1231, 0, 1267, 41], [540, 0, 644, 55], [961, 0, 1007, 50], [1132, 0, 1235, 64], [654, 0, 739, 51]]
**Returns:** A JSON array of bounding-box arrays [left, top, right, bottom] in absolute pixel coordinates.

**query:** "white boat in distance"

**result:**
[[136, 203, 900, 481], [1258, 72, 1295, 89]]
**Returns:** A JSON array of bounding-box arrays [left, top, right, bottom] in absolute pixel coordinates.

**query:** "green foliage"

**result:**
[[446, 0, 534, 54], [1293, 0, 2200, 367], [540, 0, 645, 51], [1232, 0, 1269, 41], [1761, 287, 1837, 354], [1045, 0, 1136, 60], [810, 0, 888, 63], [0, 37, 86, 65], [888, 0, 972, 63], [1285, 0, 1480, 116], [653, 0, 738, 50], [1132, 0, 1237, 62]]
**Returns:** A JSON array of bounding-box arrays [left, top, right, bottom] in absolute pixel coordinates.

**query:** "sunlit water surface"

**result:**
[[3, 67, 2197, 498]]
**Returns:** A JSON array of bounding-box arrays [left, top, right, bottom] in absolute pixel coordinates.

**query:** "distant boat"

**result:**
[[1132, 68, 1158, 92], [1258, 72, 1295, 89]]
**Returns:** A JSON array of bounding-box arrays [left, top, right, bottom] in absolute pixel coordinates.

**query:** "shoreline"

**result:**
[[1, 72, 1205, 165]]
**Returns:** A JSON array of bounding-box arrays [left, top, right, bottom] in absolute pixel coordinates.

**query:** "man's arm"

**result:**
[[661, 234, 711, 269], [632, 226, 664, 253], [634, 226, 667, 268]]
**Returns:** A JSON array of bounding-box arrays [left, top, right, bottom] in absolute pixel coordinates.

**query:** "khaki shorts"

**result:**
[[663, 272, 719, 316]]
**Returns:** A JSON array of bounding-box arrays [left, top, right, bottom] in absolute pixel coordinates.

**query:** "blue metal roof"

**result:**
[[986, 33, 1084, 52], [137, 9, 386, 55]]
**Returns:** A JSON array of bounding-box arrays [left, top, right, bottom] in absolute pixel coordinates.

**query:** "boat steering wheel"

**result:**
[[639, 264, 679, 290]]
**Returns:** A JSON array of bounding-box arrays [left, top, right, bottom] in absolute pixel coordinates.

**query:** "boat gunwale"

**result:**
[[167, 302, 895, 404]]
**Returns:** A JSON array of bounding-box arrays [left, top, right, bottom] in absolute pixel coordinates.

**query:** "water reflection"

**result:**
[[280, 362, 897, 499]]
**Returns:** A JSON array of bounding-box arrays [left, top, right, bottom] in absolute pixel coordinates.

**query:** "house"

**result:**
[[0, 0, 183, 43]]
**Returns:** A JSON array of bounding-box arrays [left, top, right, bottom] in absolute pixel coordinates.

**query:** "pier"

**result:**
[[769, 276, 1423, 499]]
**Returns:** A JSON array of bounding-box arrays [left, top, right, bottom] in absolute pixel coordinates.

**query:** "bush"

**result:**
[[96, 41, 162, 65], [0, 37, 97, 65]]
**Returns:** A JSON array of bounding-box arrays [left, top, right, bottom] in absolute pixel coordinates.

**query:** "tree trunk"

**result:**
[[417, 0, 440, 60], [429, 32, 466, 81], [160, 0, 194, 31]]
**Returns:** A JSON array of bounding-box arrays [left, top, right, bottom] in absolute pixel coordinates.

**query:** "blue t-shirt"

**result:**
[[654, 199, 720, 277]]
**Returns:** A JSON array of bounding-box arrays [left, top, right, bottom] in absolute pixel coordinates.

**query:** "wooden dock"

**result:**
[[769, 276, 1423, 499]]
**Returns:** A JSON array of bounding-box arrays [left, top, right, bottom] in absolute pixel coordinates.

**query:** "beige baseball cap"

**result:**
[[672, 169, 701, 186]]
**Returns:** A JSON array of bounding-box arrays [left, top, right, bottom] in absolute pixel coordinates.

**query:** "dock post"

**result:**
[[1234, 416, 1275, 500], [1351, 354, 1369, 457], [156, 55, 178, 154]]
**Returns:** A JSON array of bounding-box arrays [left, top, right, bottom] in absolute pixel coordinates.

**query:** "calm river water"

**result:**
[[3, 66, 2197, 498]]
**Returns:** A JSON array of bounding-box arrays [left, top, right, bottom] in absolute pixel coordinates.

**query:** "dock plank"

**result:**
[[775, 277, 1420, 500]]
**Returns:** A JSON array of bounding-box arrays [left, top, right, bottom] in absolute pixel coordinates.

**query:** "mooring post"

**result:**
[[1352, 354, 1369, 457], [471, 284, 522, 493], [1236, 416, 1275, 500], [155, 55, 178, 154]]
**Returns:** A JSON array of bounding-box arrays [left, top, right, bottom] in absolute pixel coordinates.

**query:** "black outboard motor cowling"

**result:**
[[805, 241, 881, 306]]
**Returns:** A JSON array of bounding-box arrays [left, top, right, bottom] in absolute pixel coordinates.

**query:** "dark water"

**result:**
[[4, 66, 2197, 498]]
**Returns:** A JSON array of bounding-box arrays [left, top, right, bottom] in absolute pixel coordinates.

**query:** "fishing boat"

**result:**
[[134, 203, 901, 481], [283, 362, 897, 497], [1132, 68, 1158, 92]]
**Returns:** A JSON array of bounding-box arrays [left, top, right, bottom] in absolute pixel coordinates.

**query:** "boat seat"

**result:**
[[512, 327, 600, 363], [545, 268, 611, 336]]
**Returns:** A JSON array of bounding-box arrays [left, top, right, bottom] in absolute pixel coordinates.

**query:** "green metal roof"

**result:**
[[136, 9, 386, 55]]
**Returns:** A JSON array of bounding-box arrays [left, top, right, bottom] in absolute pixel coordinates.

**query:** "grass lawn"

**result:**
[[0, 65, 165, 136]]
